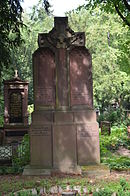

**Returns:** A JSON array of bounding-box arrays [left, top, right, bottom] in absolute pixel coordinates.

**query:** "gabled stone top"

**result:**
[[3, 70, 29, 84], [38, 17, 85, 49]]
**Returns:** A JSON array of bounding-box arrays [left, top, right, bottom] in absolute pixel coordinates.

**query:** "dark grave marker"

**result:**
[[101, 121, 111, 135], [3, 71, 29, 144], [10, 92, 22, 123]]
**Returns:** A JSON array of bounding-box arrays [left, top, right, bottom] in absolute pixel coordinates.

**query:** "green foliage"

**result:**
[[0, 0, 24, 94], [102, 156, 130, 170], [119, 178, 129, 191], [67, 7, 130, 115], [93, 187, 113, 196], [98, 108, 130, 126], [28, 104, 34, 124], [0, 166, 21, 175], [0, 115, 4, 127], [85, 0, 130, 27], [93, 178, 130, 196], [7, 4, 53, 104], [0, 1, 53, 104], [100, 126, 130, 170], [2, 178, 130, 196], [100, 126, 129, 151], [12, 134, 30, 171], [0, 0, 23, 61], [98, 109, 121, 125], [0, 134, 30, 175], [28, 104, 34, 114]]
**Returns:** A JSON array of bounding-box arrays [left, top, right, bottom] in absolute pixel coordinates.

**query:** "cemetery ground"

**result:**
[[0, 125, 130, 195]]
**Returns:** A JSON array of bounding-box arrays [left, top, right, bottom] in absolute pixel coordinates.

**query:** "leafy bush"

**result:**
[[0, 116, 4, 126], [98, 109, 130, 126], [28, 104, 34, 124], [0, 166, 22, 175], [93, 178, 130, 196], [0, 134, 30, 174], [12, 134, 30, 171], [102, 156, 130, 170], [100, 126, 130, 170], [93, 187, 113, 196]]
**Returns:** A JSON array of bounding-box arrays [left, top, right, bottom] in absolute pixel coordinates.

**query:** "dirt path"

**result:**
[[115, 146, 130, 158], [0, 170, 129, 182]]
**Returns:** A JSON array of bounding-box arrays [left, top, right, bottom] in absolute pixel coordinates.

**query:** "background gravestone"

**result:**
[[101, 121, 111, 135], [3, 71, 29, 144], [24, 17, 100, 175]]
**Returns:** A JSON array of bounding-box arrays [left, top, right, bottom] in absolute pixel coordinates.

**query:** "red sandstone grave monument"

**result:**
[[24, 17, 100, 175], [3, 70, 29, 144]]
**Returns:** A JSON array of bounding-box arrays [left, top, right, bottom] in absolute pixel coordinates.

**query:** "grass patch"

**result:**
[[0, 176, 130, 195]]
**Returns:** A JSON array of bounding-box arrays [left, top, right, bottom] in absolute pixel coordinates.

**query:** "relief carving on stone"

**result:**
[[38, 18, 85, 49]]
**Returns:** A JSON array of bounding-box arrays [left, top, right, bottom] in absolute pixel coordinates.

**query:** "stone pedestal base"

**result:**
[[23, 165, 51, 175], [25, 109, 100, 175], [23, 165, 110, 176], [23, 165, 81, 176], [82, 165, 110, 176], [4, 124, 29, 144]]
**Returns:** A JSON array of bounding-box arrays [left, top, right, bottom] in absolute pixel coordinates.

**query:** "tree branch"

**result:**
[[122, 0, 130, 11], [114, 3, 130, 26]]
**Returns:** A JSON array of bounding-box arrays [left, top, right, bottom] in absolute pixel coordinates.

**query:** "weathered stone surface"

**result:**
[[57, 48, 68, 107], [74, 110, 96, 123], [33, 48, 56, 107], [70, 47, 93, 107], [25, 17, 100, 175], [77, 123, 100, 165], [82, 165, 110, 176], [23, 165, 51, 175], [32, 111, 53, 124], [38, 17, 85, 49], [4, 73, 29, 125], [53, 125, 77, 170], [10, 92, 22, 123], [54, 112, 73, 123], [30, 125, 52, 167], [3, 72, 29, 144]]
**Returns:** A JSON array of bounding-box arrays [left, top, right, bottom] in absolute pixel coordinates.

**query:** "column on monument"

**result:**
[[56, 48, 69, 107]]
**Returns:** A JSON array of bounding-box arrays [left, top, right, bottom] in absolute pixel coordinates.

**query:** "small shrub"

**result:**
[[28, 104, 34, 124], [100, 126, 130, 170], [12, 134, 30, 172], [93, 187, 113, 196]]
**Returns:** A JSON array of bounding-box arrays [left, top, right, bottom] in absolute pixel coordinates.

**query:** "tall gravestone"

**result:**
[[3, 71, 29, 144], [24, 17, 100, 175]]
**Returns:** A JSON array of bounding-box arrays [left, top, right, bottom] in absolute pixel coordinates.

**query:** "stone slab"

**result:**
[[70, 47, 93, 107], [74, 110, 96, 123], [77, 123, 100, 165], [33, 48, 56, 107], [53, 125, 77, 171], [54, 112, 73, 123], [30, 125, 52, 167], [32, 111, 54, 124], [23, 165, 81, 175], [52, 165, 81, 175], [82, 165, 110, 176], [23, 165, 51, 175]]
